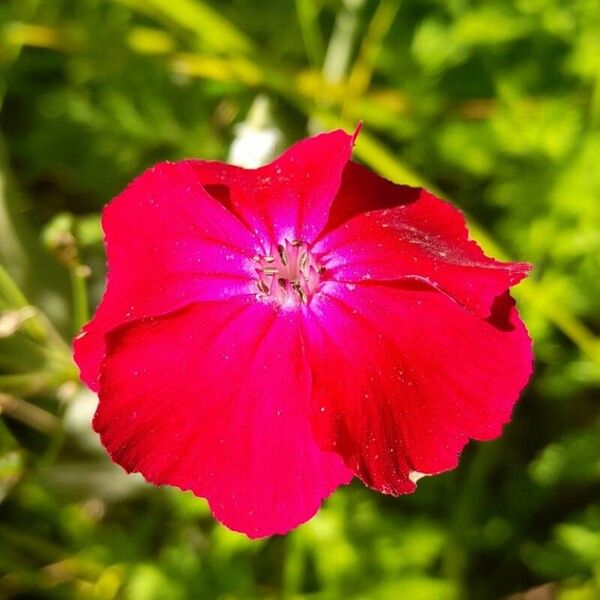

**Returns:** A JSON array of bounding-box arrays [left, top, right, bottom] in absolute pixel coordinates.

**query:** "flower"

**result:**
[[74, 128, 533, 538]]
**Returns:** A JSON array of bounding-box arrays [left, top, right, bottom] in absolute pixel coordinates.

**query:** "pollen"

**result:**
[[254, 239, 323, 307]]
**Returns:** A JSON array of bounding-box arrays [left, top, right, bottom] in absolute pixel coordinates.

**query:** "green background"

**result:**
[[1, 0, 599, 598]]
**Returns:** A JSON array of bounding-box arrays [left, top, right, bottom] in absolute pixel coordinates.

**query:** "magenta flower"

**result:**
[[74, 128, 532, 537]]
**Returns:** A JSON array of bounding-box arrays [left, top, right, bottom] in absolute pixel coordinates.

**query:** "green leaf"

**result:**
[[114, 0, 253, 54]]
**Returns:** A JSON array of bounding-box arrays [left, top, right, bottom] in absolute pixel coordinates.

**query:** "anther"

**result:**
[[299, 252, 308, 271], [292, 283, 307, 304], [277, 244, 287, 265]]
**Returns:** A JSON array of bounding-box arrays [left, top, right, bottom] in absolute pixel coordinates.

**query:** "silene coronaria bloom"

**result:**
[[74, 128, 533, 538]]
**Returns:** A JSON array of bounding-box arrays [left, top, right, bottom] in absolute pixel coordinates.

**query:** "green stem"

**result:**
[[321, 0, 365, 86], [0, 261, 73, 365], [309, 0, 365, 132], [0, 524, 64, 563], [0, 262, 46, 342], [282, 533, 306, 597], [295, 0, 325, 68], [70, 265, 89, 334], [0, 392, 60, 433], [346, 0, 401, 97], [443, 443, 500, 597]]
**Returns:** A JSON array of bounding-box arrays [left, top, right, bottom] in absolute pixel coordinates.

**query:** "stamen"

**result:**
[[277, 244, 287, 265], [298, 252, 308, 271], [253, 239, 323, 307]]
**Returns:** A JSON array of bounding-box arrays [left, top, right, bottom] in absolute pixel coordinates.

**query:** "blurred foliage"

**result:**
[[0, 0, 599, 598]]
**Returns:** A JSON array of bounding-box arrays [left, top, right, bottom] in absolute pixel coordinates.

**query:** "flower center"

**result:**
[[254, 239, 323, 307]]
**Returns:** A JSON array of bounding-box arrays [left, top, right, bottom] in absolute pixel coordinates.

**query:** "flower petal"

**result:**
[[316, 162, 530, 317], [303, 281, 532, 494], [74, 162, 259, 390], [95, 298, 352, 538], [187, 129, 355, 246]]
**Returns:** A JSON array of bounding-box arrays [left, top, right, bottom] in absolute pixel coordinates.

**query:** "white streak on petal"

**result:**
[[409, 470, 428, 484]]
